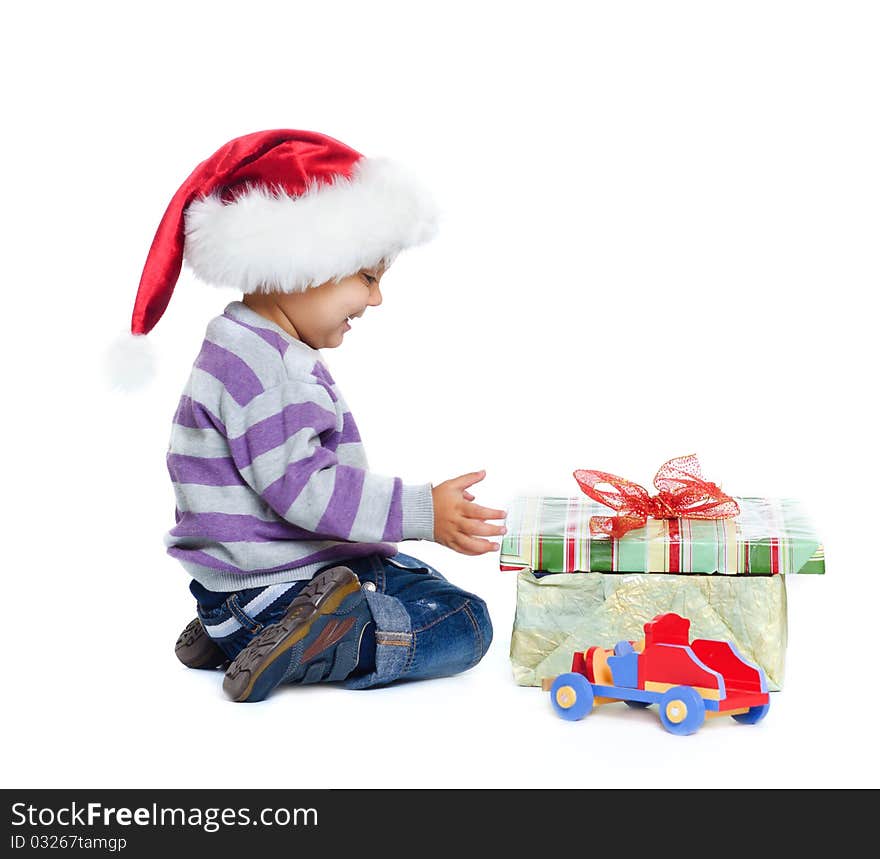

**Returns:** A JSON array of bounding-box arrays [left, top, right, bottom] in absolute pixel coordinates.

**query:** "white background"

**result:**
[[4, 1, 878, 789]]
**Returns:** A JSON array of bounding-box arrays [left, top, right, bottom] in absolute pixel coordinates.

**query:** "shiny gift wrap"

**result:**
[[510, 570, 788, 689], [502, 495, 824, 690]]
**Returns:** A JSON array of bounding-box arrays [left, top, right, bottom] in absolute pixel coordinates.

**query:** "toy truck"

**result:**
[[547, 612, 771, 735]]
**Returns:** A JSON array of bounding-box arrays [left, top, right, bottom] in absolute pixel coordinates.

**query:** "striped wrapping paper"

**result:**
[[499, 496, 824, 575]]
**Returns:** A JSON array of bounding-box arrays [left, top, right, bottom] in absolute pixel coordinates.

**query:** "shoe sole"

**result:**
[[175, 617, 228, 669], [222, 567, 361, 703]]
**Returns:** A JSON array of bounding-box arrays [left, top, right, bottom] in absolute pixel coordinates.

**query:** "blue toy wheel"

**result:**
[[550, 673, 594, 721], [733, 701, 771, 725], [625, 700, 651, 709], [658, 686, 706, 735]]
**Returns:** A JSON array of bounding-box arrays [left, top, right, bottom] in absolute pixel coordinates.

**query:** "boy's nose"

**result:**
[[368, 285, 383, 307]]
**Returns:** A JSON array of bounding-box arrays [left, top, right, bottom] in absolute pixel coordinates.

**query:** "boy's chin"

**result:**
[[319, 333, 345, 349], [301, 332, 343, 349]]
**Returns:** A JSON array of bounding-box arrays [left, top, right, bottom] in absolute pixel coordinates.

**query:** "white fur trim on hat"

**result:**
[[182, 157, 439, 293]]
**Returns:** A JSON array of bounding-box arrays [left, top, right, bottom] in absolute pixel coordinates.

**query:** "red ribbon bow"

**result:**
[[573, 454, 740, 539]]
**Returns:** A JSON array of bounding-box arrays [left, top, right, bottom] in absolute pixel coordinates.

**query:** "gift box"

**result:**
[[502, 493, 824, 692]]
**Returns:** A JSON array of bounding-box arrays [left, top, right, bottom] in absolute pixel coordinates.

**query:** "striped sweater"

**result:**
[[164, 300, 435, 591]]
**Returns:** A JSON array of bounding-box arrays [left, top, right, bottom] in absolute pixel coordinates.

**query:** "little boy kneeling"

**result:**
[[124, 129, 504, 702]]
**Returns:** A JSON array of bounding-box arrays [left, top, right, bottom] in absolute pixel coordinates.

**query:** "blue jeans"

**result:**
[[194, 552, 493, 689]]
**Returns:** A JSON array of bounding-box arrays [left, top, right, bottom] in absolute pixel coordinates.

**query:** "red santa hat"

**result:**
[[109, 129, 439, 389]]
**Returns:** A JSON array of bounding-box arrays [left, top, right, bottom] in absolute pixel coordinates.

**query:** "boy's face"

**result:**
[[250, 264, 386, 349]]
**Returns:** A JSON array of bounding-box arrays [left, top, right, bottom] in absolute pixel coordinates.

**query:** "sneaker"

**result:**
[[175, 617, 228, 669], [222, 566, 371, 703]]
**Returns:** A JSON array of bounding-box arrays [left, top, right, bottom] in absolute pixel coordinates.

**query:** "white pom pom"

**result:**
[[105, 331, 157, 392]]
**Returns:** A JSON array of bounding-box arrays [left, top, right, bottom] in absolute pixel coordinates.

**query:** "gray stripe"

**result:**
[[199, 539, 342, 572], [179, 557, 331, 591], [225, 382, 335, 436], [188, 366, 230, 412], [283, 465, 338, 531], [181, 353, 335, 441], [282, 348, 323, 378], [169, 424, 230, 459], [336, 442, 368, 468], [206, 316, 287, 391], [401, 483, 434, 541], [169, 483, 279, 518], [350, 474, 395, 541], [238, 427, 319, 492]]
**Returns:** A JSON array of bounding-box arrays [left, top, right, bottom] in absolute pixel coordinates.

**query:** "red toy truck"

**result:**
[[548, 612, 771, 735]]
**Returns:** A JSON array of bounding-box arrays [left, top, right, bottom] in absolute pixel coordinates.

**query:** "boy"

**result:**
[[122, 129, 504, 702]]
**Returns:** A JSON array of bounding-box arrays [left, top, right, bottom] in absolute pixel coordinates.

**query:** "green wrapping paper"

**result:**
[[501, 496, 824, 575], [503, 495, 823, 691]]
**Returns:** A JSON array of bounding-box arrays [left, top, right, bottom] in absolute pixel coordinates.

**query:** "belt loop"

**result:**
[[225, 595, 263, 634], [369, 554, 386, 592]]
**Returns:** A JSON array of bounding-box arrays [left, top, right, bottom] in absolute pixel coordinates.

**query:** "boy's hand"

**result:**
[[432, 470, 507, 556]]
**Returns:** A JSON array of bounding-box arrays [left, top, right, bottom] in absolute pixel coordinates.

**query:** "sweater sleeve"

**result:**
[[219, 378, 434, 543]]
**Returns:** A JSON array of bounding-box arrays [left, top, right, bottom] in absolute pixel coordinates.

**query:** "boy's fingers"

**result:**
[[464, 521, 507, 538], [463, 502, 507, 521], [463, 491, 475, 501], [451, 470, 486, 489], [454, 534, 499, 555]]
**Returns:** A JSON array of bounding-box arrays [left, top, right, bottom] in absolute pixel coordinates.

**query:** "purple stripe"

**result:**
[[224, 313, 290, 359], [311, 361, 336, 386], [311, 362, 338, 402], [167, 453, 246, 487], [339, 412, 361, 444], [382, 478, 404, 541], [316, 466, 365, 538], [170, 512, 322, 543], [261, 447, 337, 514], [228, 402, 336, 468], [173, 395, 227, 434], [324, 412, 361, 453], [196, 340, 264, 406], [168, 540, 394, 575]]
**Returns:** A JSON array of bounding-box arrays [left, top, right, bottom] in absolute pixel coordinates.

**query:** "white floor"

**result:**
[[7, 553, 870, 789]]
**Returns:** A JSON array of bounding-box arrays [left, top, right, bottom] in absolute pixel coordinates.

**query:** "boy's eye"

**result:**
[[362, 273, 376, 285]]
